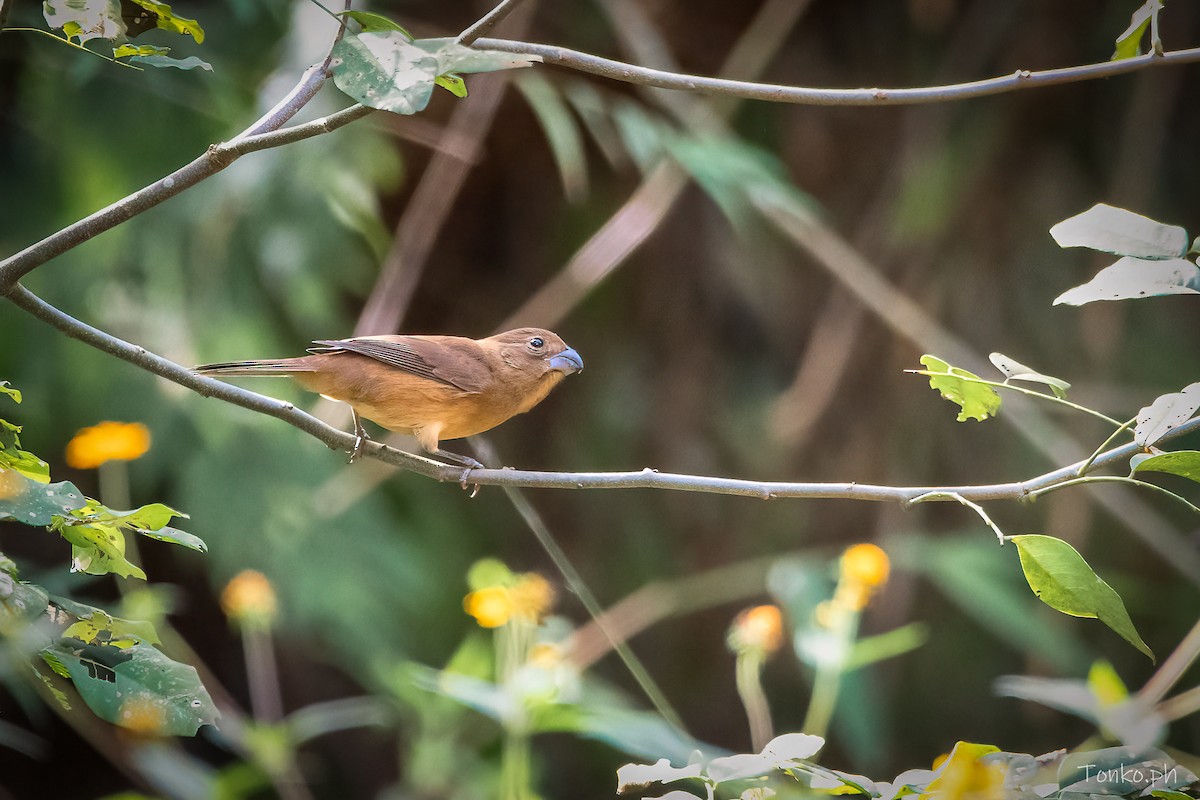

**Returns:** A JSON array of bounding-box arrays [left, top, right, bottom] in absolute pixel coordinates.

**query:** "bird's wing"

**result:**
[[309, 336, 490, 393]]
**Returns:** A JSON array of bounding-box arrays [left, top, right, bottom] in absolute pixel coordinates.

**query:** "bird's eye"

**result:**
[[529, 337, 545, 349]]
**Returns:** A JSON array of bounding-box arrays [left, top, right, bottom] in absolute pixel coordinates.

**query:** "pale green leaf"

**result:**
[[1010, 534, 1153, 661], [129, 55, 212, 71], [409, 37, 541, 75], [56, 522, 146, 580], [988, 352, 1070, 399], [1053, 257, 1200, 306], [915, 355, 1002, 422], [1050, 204, 1187, 258], [1134, 384, 1200, 447], [1131, 450, 1200, 484], [134, 524, 206, 552], [0, 382, 21, 403]]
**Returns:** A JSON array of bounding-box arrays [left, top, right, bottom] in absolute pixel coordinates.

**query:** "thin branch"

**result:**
[[457, 0, 528, 47], [1139, 615, 1200, 707], [478, 38, 1200, 107], [11, 282, 1200, 506]]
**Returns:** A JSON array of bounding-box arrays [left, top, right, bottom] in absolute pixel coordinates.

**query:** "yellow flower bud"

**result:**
[[840, 543, 890, 589], [65, 422, 151, 469], [221, 570, 278, 628], [511, 574, 555, 622]]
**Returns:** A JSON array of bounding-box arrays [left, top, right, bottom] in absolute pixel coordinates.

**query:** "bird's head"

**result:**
[[490, 328, 584, 379]]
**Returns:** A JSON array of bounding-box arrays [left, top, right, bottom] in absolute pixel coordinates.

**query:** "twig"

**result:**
[[1139, 616, 1200, 707], [1023, 475, 1200, 516], [477, 38, 1200, 107], [457, 0, 528, 47]]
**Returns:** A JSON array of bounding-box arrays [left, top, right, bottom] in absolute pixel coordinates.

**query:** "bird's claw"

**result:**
[[460, 467, 480, 498], [347, 430, 371, 463]]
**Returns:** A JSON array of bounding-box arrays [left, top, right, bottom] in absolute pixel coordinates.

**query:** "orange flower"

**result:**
[[729, 604, 785, 656], [221, 570, 278, 628], [65, 422, 151, 469]]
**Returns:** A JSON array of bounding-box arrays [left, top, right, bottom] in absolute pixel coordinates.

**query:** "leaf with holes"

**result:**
[[54, 521, 145, 580], [122, 0, 204, 42], [44, 0, 125, 43], [1054, 257, 1200, 306], [1011, 535, 1153, 661], [43, 639, 217, 735], [1134, 383, 1200, 447], [989, 353, 1070, 399], [913, 355, 1001, 422]]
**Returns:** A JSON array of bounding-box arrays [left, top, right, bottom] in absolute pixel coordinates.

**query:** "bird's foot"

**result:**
[[347, 429, 372, 463], [460, 468, 481, 498]]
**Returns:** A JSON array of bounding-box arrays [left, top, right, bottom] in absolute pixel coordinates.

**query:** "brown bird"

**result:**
[[195, 328, 583, 468]]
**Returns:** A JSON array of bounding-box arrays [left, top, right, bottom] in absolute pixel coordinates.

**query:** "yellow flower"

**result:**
[[464, 573, 555, 628], [221, 570, 278, 628], [464, 586, 514, 628], [921, 742, 1005, 800], [837, 543, 890, 610], [728, 604, 785, 655], [65, 422, 151, 469]]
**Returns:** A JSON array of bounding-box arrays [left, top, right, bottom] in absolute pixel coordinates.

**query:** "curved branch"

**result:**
[[8, 283, 1200, 505], [477, 38, 1200, 106]]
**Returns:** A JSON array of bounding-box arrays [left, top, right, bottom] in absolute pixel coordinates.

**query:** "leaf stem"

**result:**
[[1077, 418, 1138, 476], [909, 369, 1125, 427], [908, 491, 1006, 544], [1024, 475, 1200, 516], [1, 27, 142, 70]]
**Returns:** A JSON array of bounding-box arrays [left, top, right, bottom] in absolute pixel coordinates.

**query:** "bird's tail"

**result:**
[[194, 358, 313, 377]]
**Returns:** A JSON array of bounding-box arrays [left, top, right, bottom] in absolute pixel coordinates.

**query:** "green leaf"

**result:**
[[55, 522, 146, 580], [1053, 257, 1200, 306], [1132, 450, 1200, 484], [1010, 534, 1153, 662], [1113, 0, 1164, 60], [988, 352, 1070, 399], [330, 33, 539, 116], [0, 571, 50, 624], [844, 623, 929, 670], [44, 0, 124, 43], [0, 418, 18, 451], [1153, 791, 1195, 800], [1050, 204, 1187, 258], [915, 355, 1002, 422], [113, 43, 170, 57], [97, 501, 188, 531], [0, 472, 88, 526], [122, 0, 204, 43], [335, 10, 411, 37], [129, 54, 212, 71], [0, 382, 21, 403], [434, 73, 467, 98], [0, 449, 51, 483], [43, 639, 218, 735], [1134, 383, 1200, 447], [135, 524, 206, 552]]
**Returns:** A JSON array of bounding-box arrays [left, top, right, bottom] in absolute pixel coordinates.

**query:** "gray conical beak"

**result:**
[[548, 346, 584, 375]]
